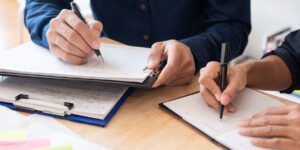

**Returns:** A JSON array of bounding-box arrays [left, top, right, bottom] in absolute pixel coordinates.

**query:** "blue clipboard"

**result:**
[[0, 88, 133, 127]]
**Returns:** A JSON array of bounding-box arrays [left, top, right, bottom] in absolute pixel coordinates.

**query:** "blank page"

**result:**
[[0, 43, 151, 83], [163, 88, 283, 148]]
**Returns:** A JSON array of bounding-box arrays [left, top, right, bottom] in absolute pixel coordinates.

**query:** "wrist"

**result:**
[[236, 61, 256, 87]]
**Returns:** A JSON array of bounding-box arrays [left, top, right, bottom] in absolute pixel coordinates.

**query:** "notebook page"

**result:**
[[0, 77, 128, 119], [163, 88, 283, 147], [0, 43, 151, 83], [216, 129, 269, 150]]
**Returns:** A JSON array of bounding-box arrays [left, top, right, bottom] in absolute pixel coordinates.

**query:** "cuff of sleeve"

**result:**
[[42, 24, 50, 49], [262, 48, 300, 93], [180, 37, 211, 73]]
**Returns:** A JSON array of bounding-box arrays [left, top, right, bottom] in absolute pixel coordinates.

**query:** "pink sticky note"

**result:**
[[0, 139, 51, 150]]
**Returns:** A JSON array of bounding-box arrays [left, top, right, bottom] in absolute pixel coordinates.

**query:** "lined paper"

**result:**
[[0, 77, 128, 119]]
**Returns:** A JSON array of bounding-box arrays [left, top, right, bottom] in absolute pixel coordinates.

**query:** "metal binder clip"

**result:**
[[15, 94, 29, 101], [64, 102, 74, 110]]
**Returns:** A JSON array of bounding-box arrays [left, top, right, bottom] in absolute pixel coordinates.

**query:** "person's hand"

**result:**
[[239, 105, 300, 150], [148, 40, 195, 88], [198, 62, 248, 113], [46, 9, 103, 65]]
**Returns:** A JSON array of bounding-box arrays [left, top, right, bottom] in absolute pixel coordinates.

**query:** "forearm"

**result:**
[[243, 55, 292, 90], [25, 0, 72, 48], [181, 22, 250, 70]]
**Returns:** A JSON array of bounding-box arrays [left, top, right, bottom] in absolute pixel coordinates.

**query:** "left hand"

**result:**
[[147, 40, 195, 88], [239, 105, 300, 150]]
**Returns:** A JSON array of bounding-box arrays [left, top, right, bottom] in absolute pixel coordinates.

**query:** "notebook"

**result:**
[[0, 42, 160, 88], [0, 76, 131, 127], [160, 88, 283, 150]]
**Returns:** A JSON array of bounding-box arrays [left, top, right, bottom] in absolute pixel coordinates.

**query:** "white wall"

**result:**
[[244, 0, 300, 59]]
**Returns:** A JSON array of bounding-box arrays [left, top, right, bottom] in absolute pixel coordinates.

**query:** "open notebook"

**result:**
[[161, 88, 283, 150], [0, 77, 130, 126], [0, 42, 157, 88]]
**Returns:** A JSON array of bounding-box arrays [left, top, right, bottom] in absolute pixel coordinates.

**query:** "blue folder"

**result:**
[[0, 88, 133, 127]]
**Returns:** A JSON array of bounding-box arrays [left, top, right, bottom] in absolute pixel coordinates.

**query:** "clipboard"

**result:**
[[0, 88, 133, 127], [0, 42, 166, 89], [0, 61, 166, 89]]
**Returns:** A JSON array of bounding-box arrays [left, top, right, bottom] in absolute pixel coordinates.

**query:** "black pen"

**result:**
[[70, 2, 104, 63], [219, 43, 229, 119]]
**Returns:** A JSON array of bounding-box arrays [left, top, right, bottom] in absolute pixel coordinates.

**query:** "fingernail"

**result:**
[[92, 41, 100, 49], [221, 94, 230, 105], [229, 106, 236, 112], [152, 82, 161, 88], [148, 61, 154, 68], [215, 93, 221, 101]]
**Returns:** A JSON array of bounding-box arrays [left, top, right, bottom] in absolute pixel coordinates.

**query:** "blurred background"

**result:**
[[0, 0, 300, 60]]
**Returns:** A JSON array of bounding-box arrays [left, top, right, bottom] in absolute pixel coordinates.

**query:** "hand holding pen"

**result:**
[[199, 43, 245, 118], [46, 2, 104, 65]]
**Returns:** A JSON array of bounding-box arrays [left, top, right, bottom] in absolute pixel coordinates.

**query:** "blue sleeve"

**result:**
[[25, 0, 72, 49], [263, 30, 300, 93], [180, 0, 251, 70]]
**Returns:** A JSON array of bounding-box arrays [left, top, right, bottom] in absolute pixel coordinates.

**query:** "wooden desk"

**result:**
[[37, 38, 219, 150], [15, 38, 294, 150]]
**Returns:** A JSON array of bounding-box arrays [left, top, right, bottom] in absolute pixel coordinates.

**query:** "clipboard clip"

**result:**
[[13, 94, 74, 116], [143, 60, 167, 77]]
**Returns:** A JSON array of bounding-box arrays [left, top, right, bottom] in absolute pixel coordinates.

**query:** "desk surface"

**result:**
[[20, 38, 294, 150]]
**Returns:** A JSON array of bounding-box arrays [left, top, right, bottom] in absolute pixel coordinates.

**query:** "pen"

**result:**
[[70, 2, 104, 63], [219, 43, 229, 119]]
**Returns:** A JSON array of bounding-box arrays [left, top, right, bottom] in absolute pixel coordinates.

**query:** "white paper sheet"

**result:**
[[0, 43, 151, 83]]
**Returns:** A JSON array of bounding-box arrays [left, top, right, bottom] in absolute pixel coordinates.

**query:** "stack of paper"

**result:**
[[0, 43, 151, 83]]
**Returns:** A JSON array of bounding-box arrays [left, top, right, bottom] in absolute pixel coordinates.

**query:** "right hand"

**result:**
[[198, 61, 248, 113], [46, 9, 103, 65]]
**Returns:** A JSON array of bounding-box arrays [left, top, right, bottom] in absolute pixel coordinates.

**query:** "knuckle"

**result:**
[[49, 18, 59, 27], [151, 42, 163, 49], [59, 9, 70, 17]]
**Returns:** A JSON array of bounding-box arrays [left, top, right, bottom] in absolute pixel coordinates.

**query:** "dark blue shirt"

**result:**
[[264, 30, 300, 93], [25, 0, 251, 69]]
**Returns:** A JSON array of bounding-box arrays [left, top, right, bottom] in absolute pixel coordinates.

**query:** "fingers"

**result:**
[[61, 10, 100, 49], [251, 138, 298, 150], [200, 85, 219, 109], [252, 106, 291, 118], [151, 40, 195, 88], [240, 115, 289, 127], [148, 42, 165, 69], [239, 125, 292, 138], [47, 32, 87, 58], [220, 79, 242, 106], [88, 20, 103, 39], [49, 45, 87, 65], [199, 62, 222, 100], [152, 58, 177, 88]]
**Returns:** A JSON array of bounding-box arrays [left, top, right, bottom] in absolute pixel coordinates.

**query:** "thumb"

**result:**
[[220, 82, 242, 105], [148, 42, 164, 69], [88, 20, 103, 40]]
